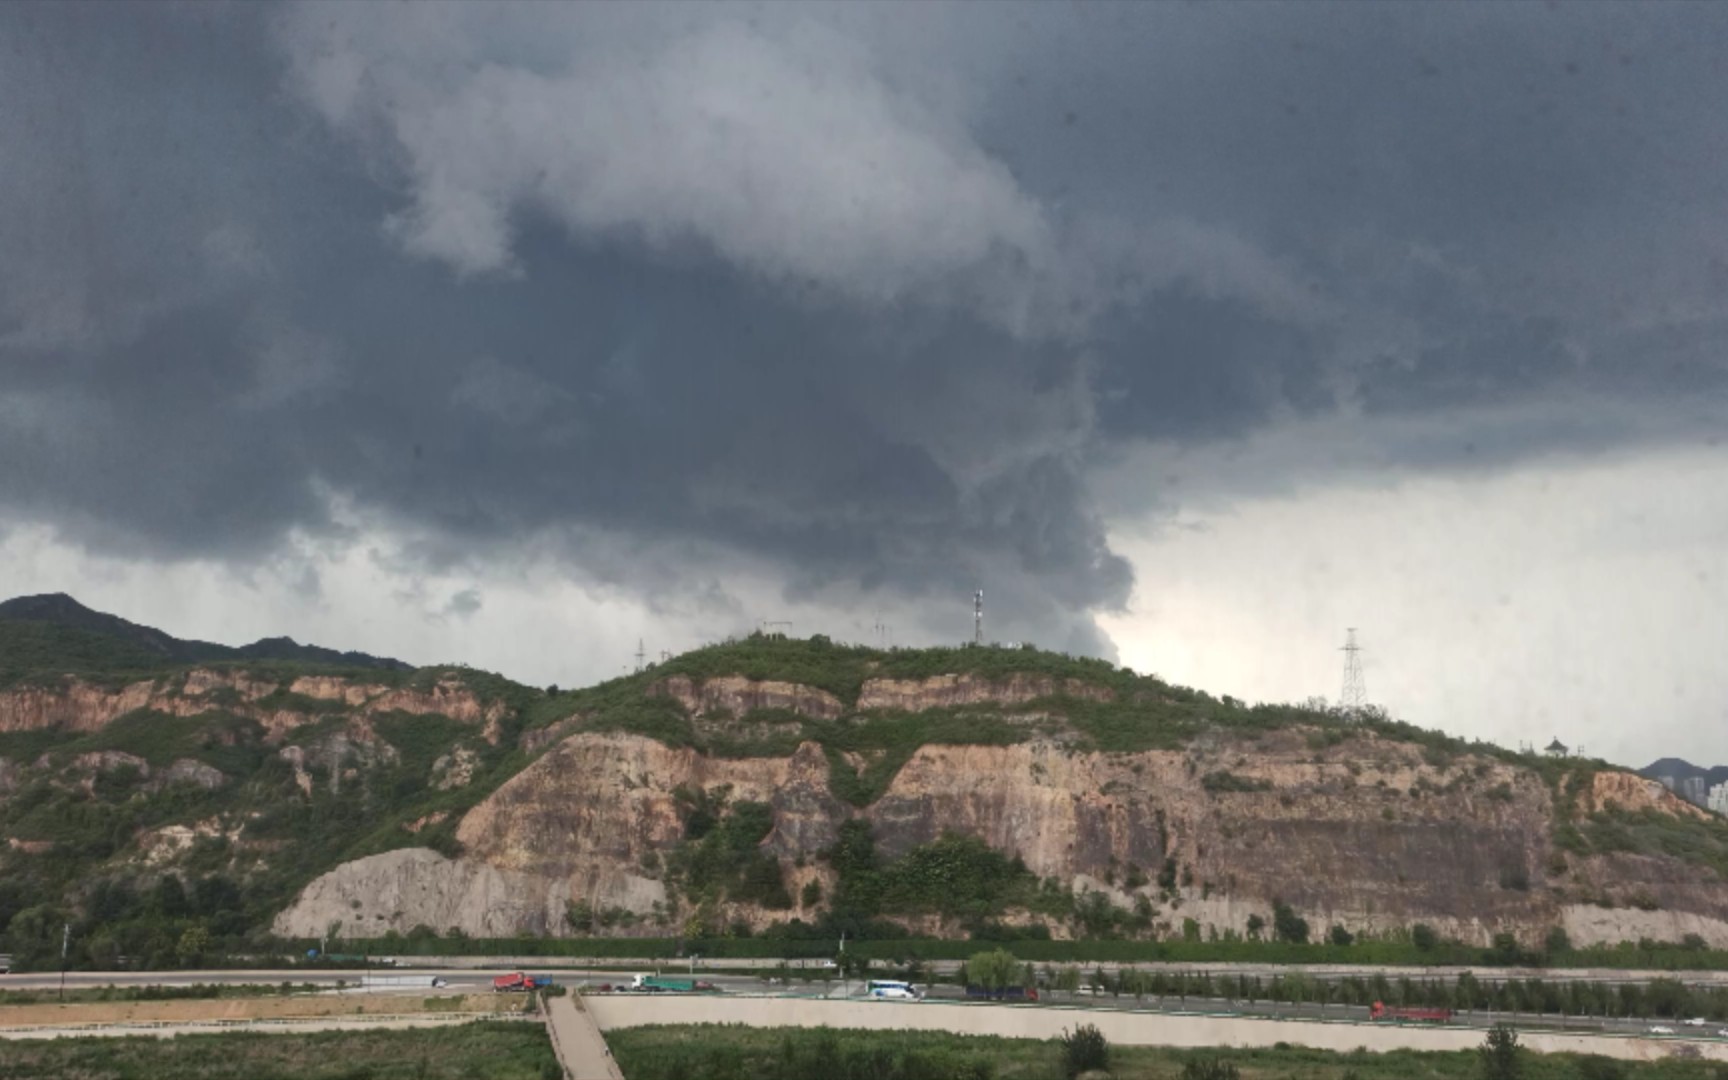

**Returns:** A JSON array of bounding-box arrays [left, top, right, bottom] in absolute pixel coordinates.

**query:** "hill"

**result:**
[[5, 628, 1728, 972], [0, 593, 411, 686], [1641, 757, 1728, 791]]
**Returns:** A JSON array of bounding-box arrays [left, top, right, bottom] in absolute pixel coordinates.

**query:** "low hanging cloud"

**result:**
[[281, 8, 1055, 320]]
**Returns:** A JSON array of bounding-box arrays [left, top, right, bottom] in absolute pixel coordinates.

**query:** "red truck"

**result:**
[[493, 972, 553, 993], [1370, 1002, 1452, 1023]]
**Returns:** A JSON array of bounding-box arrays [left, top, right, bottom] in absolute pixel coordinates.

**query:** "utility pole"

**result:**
[[973, 590, 984, 646], [634, 639, 646, 673], [1339, 628, 1366, 721], [59, 923, 69, 1000]]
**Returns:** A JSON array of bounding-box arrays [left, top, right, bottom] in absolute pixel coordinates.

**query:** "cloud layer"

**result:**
[[3, 2, 1728, 736]]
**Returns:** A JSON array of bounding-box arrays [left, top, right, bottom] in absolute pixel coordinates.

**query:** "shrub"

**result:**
[[1059, 1023, 1109, 1079], [1412, 924, 1438, 951], [1478, 1023, 1521, 1080], [1201, 771, 1272, 794], [1181, 1058, 1241, 1080]]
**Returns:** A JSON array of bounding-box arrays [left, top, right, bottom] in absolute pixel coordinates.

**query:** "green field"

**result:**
[[606, 1023, 1721, 1080], [0, 1021, 559, 1080]]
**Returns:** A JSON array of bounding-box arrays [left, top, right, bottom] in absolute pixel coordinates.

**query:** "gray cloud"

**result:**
[[2, 1, 1728, 664]]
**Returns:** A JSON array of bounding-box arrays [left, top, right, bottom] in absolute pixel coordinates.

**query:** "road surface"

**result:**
[[4, 967, 1715, 1040], [545, 995, 624, 1080]]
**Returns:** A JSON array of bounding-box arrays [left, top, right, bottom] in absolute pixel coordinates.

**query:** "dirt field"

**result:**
[[0, 992, 516, 1029]]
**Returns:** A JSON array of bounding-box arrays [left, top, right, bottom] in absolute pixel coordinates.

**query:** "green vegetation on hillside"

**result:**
[[4, 624, 1716, 972], [0, 1022, 558, 1080], [0, 619, 175, 687], [607, 1024, 1720, 1080], [1570, 805, 1728, 883], [0, 661, 543, 971]]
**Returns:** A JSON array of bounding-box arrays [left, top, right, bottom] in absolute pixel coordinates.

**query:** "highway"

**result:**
[[4, 967, 1719, 1041], [347, 953, 1728, 989]]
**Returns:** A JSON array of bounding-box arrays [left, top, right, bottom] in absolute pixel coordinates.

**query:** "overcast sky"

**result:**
[[3, 1, 1727, 768]]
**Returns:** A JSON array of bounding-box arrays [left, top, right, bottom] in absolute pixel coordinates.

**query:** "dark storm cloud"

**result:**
[[3, 1, 1728, 654]]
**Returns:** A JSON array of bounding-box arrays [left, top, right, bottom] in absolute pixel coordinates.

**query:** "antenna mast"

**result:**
[[1339, 628, 1366, 720], [634, 638, 646, 673], [973, 590, 984, 646]]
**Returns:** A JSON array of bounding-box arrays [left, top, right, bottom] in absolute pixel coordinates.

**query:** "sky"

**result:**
[[2, 1, 1727, 768]]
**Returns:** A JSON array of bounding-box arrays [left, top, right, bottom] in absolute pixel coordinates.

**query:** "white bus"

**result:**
[[865, 979, 920, 1001]]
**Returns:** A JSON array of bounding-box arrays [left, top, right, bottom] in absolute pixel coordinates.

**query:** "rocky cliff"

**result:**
[[0, 669, 504, 742], [5, 626, 1723, 955], [274, 667, 1728, 949]]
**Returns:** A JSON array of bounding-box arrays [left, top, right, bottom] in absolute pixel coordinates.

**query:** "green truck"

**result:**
[[629, 974, 720, 993]]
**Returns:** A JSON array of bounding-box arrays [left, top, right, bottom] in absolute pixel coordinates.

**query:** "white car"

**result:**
[[1683, 1018, 1707, 1027], [1648, 1025, 1676, 1035]]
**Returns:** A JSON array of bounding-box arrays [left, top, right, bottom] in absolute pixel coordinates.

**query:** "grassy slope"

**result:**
[[607, 1024, 1703, 1080], [0, 1022, 558, 1080]]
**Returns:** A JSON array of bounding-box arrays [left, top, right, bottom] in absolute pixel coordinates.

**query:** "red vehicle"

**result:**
[[492, 972, 553, 993], [1370, 1001, 1452, 1023]]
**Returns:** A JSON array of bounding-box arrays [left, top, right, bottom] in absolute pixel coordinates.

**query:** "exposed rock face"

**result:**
[[1587, 770, 1708, 820], [278, 723, 398, 795], [274, 848, 572, 938], [0, 679, 161, 732], [155, 758, 228, 791], [0, 669, 503, 744], [857, 674, 1114, 711], [288, 676, 376, 707], [366, 678, 509, 743], [432, 747, 481, 790], [650, 675, 843, 720], [274, 722, 1728, 948]]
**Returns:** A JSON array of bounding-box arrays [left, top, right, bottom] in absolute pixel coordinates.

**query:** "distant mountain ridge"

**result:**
[[1641, 757, 1728, 786], [0, 592, 412, 673]]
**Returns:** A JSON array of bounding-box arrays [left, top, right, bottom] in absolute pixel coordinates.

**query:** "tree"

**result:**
[[801, 880, 822, 908], [1543, 926, 1571, 955], [1060, 1024, 1109, 1079], [176, 926, 211, 968], [1245, 913, 1265, 941], [964, 948, 1022, 990], [837, 949, 870, 980], [1329, 924, 1355, 946], [1272, 900, 1309, 944], [1488, 932, 1522, 965], [1411, 923, 1438, 951], [1478, 1023, 1521, 1080]]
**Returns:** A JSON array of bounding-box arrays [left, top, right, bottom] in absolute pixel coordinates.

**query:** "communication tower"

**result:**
[[973, 590, 984, 646], [1339, 628, 1366, 720]]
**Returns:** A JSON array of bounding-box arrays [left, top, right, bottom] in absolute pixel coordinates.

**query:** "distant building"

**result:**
[[1544, 737, 1568, 757], [1708, 784, 1728, 817], [1680, 776, 1708, 807], [1657, 775, 1678, 792]]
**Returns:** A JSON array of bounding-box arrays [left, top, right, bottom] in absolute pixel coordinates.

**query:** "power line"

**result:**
[[1339, 628, 1366, 720]]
